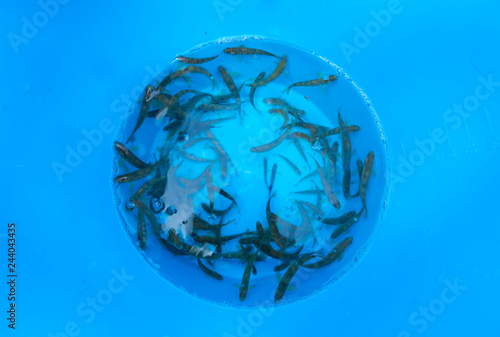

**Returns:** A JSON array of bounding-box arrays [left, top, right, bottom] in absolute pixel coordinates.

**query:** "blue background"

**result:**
[[1, 0, 499, 336]]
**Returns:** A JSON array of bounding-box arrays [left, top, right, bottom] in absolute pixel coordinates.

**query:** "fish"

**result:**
[[286, 75, 337, 93], [182, 137, 211, 149], [201, 203, 234, 217], [188, 116, 236, 139], [197, 258, 223, 280], [277, 154, 301, 175], [262, 98, 306, 117], [197, 103, 239, 111], [126, 85, 154, 144], [219, 66, 241, 116], [114, 156, 166, 184], [291, 138, 309, 166], [177, 147, 213, 162], [269, 163, 277, 194], [351, 159, 364, 198], [156, 66, 215, 93], [137, 210, 147, 250], [223, 46, 279, 58], [132, 176, 167, 201], [320, 210, 356, 225], [338, 110, 352, 198], [268, 109, 289, 130], [247, 57, 287, 88], [206, 129, 236, 178], [302, 237, 353, 269], [239, 252, 258, 301], [330, 208, 364, 239], [293, 189, 326, 195], [321, 125, 361, 137], [312, 158, 340, 209], [287, 132, 314, 144], [211, 82, 245, 104], [176, 54, 220, 64], [250, 125, 291, 153], [274, 254, 317, 302], [360, 151, 374, 212], [250, 72, 266, 110], [114, 142, 149, 169], [255, 222, 302, 260], [156, 89, 197, 120], [266, 198, 286, 249], [295, 200, 324, 217], [193, 232, 243, 244]]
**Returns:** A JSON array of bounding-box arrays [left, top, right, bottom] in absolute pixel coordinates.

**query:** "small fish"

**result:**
[[331, 208, 364, 239], [223, 46, 279, 58], [126, 85, 154, 144], [360, 151, 374, 212], [197, 103, 239, 111], [197, 258, 224, 280], [156, 66, 215, 93], [268, 163, 277, 194], [291, 138, 309, 166], [321, 125, 361, 137], [263, 98, 306, 117], [255, 222, 302, 260], [302, 237, 353, 269], [202, 202, 234, 217], [137, 210, 147, 250], [338, 110, 352, 198], [132, 176, 167, 201], [156, 90, 197, 120], [114, 142, 148, 169], [114, 157, 166, 184], [250, 125, 291, 153], [177, 147, 213, 162], [268, 109, 289, 130], [219, 66, 241, 116], [250, 72, 266, 110], [266, 198, 286, 249], [293, 189, 326, 195], [320, 210, 356, 225], [295, 200, 324, 217], [247, 56, 287, 88], [176, 54, 220, 64], [351, 159, 364, 198], [206, 129, 236, 177], [193, 232, 243, 244], [240, 252, 257, 301], [287, 132, 314, 144], [182, 137, 211, 149], [188, 116, 236, 139], [274, 254, 317, 303], [277, 154, 301, 175], [286, 75, 337, 93], [312, 158, 340, 209]]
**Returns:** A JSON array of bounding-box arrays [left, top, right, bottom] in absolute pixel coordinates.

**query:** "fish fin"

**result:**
[[236, 55, 242, 63], [287, 285, 297, 291], [282, 87, 291, 95], [337, 252, 345, 262], [320, 85, 328, 93]]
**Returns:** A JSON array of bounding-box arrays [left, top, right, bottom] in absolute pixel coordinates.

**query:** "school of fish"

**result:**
[[113, 45, 375, 304]]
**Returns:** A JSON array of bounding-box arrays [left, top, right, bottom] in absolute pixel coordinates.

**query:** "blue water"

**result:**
[[2, 0, 500, 336]]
